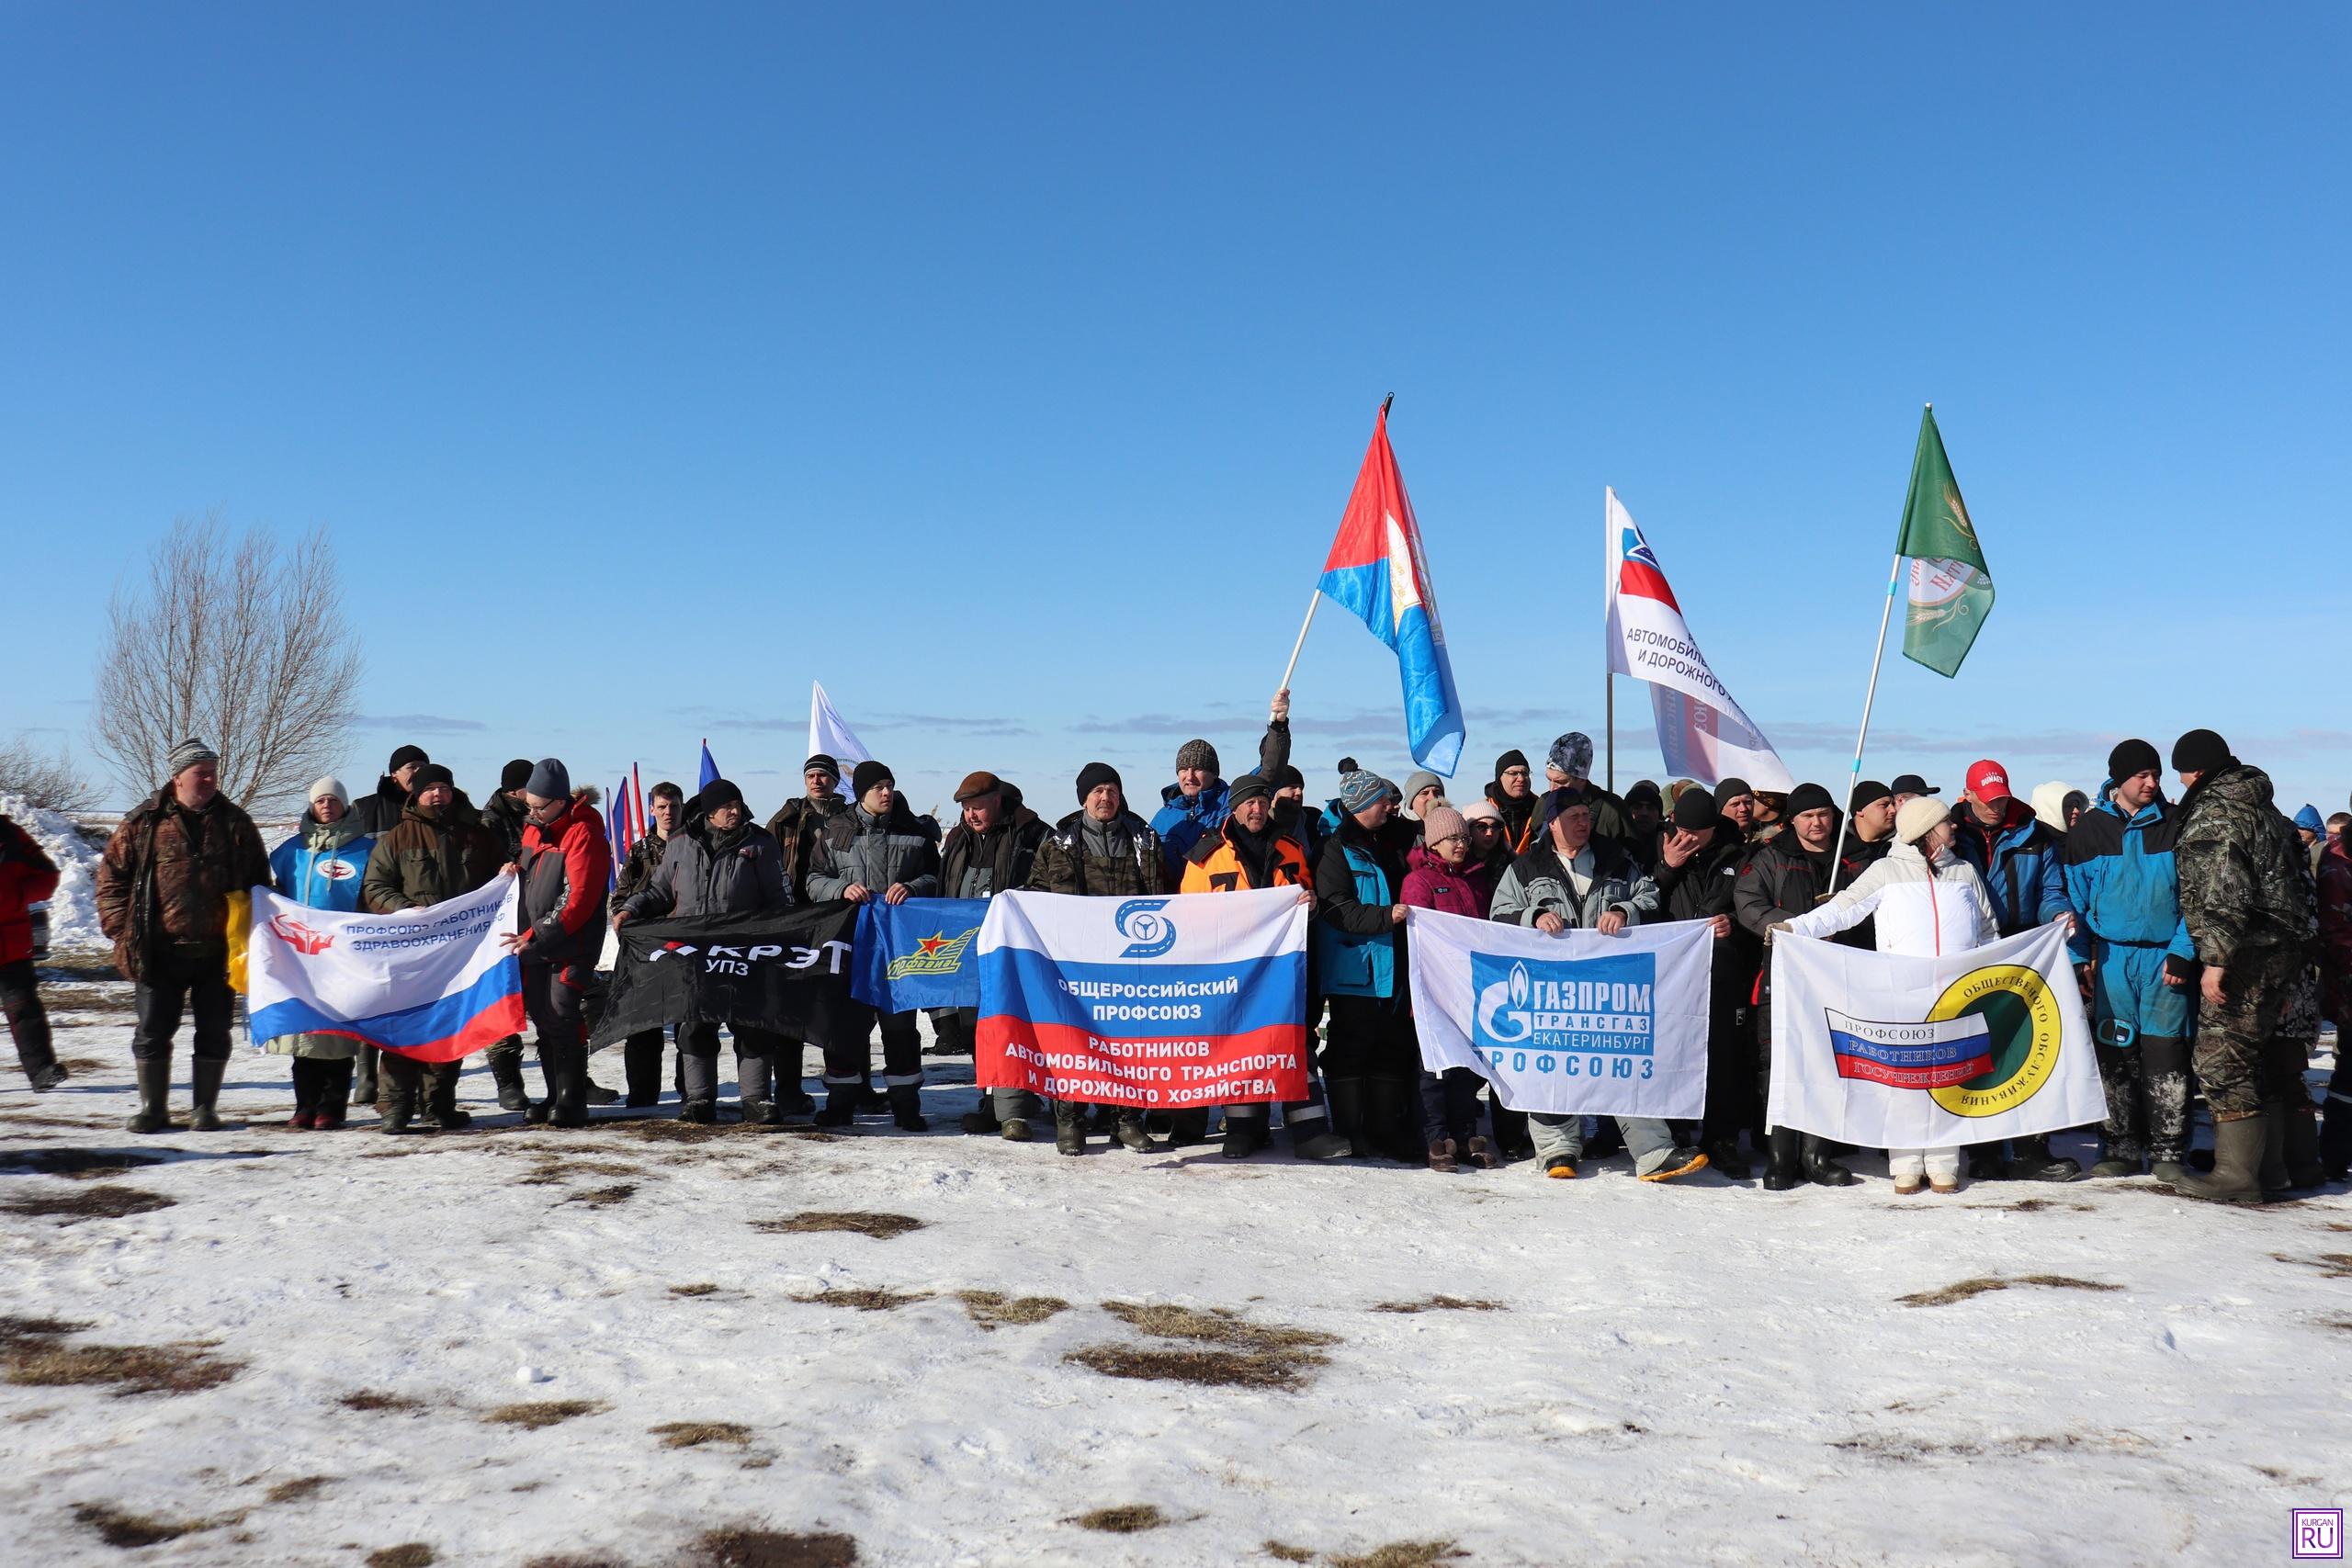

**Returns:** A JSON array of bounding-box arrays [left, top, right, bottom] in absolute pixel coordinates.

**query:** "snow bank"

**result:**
[[0, 791, 106, 951]]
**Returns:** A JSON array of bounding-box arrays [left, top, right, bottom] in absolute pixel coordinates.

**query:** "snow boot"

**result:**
[[2004, 1134, 2080, 1181], [1000, 1117, 1032, 1143], [1222, 1116, 1269, 1160], [1166, 1109, 1210, 1148], [1054, 1100, 1086, 1156], [736, 1053, 775, 1125], [1465, 1135, 1500, 1170], [814, 1084, 857, 1128], [425, 1067, 471, 1131], [2090, 1137, 2144, 1179], [352, 1045, 379, 1114], [672, 1054, 715, 1122], [1113, 1111, 1153, 1153], [547, 1043, 590, 1129], [1802, 1134, 1859, 1187], [487, 1044, 532, 1112], [1290, 1117, 1351, 1160], [1427, 1138, 1460, 1174], [1761, 1128, 1804, 1190], [2171, 1115, 2266, 1204], [960, 1096, 1001, 1134], [286, 1058, 320, 1129], [1325, 1077, 1370, 1158], [379, 1073, 415, 1134], [888, 1084, 929, 1133], [1702, 1135, 1751, 1180], [317, 1058, 353, 1129], [187, 1056, 227, 1133], [581, 1057, 620, 1105]]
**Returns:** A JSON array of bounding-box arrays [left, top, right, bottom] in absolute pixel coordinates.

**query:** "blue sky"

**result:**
[[4, 4, 2346, 822]]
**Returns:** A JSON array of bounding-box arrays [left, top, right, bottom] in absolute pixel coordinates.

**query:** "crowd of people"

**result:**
[[3, 703, 2345, 1209]]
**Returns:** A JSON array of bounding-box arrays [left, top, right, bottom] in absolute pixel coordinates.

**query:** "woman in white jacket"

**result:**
[[1777, 796, 1997, 1193]]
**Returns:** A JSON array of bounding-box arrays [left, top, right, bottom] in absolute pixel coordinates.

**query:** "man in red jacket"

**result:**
[[499, 758, 610, 1128], [0, 810, 63, 1090]]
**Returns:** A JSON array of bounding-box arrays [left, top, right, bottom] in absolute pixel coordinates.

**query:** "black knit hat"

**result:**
[[410, 762, 455, 792], [2170, 728, 2233, 774], [1786, 783, 1837, 818], [851, 760, 894, 799], [1272, 763, 1305, 792], [2109, 738, 2161, 782], [1625, 779, 1663, 807], [698, 778, 745, 814], [1714, 776, 1755, 807], [1227, 773, 1272, 808], [1671, 788, 1720, 830], [1849, 779, 1894, 813], [390, 744, 429, 771], [500, 758, 534, 792], [1494, 749, 1530, 779], [1076, 761, 1122, 802], [802, 753, 840, 780]]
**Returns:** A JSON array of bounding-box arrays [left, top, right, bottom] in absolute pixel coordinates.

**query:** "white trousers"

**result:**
[[1888, 1146, 1962, 1183]]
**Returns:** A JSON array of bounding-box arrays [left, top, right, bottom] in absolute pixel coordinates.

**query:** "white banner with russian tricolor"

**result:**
[[243, 874, 526, 1062], [1767, 921, 2103, 1147]]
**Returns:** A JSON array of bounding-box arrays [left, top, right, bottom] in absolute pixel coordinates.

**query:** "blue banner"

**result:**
[[852, 897, 989, 1012]]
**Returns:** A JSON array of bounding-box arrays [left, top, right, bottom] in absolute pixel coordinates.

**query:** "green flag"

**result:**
[[1894, 405, 1992, 678]]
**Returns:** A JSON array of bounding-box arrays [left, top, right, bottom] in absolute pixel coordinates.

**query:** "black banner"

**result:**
[[590, 904, 859, 1049]]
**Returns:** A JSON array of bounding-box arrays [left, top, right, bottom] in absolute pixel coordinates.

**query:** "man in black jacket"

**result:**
[[351, 745, 431, 836], [938, 773, 1052, 1138], [1649, 787, 1759, 1177], [607, 780, 689, 1109]]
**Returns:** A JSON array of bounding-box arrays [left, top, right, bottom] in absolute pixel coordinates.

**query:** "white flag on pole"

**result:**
[[808, 681, 871, 799], [1603, 489, 1793, 791]]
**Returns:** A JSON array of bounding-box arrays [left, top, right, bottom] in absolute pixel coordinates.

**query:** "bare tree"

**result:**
[[0, 731, 97, 813], [91, 513, 364, 811]]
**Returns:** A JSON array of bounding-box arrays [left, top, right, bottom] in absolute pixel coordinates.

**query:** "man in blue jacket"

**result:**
[[1149, 689, 1293, 882], [2063, 739, 2197, 1181], [1951, 756, 2081, 1180]]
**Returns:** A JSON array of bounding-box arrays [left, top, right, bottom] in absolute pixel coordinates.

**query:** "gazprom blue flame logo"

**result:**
[[1468, 949, 1657, 1056], [1114, 898, 1178, 958]]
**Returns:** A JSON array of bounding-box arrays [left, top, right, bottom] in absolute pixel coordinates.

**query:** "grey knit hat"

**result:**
[[1175, 738, 1219, 775], [1339, 769, 1395, 815], [1402, 770, 1444, 816], [524, 757, 571, 799], [166, 738, 219, 777]]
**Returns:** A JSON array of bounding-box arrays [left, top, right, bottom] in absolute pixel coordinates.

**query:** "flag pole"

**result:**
[[1826, 551, 1904, 886], [1283, 393, 1394, 694], [1602, 486, 1615, 792]]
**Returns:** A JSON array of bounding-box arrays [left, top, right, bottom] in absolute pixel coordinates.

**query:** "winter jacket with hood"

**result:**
[[611, 829, 674, 915], [363, 799, 504, 912], [96, 786, 273, 982], [514, 790, 611, 973], [1028, 809, 1167, 898], [805, 797, 941, 904], [1488, 832, 1657, 931], [480, 789, 530, 863], [269, 809, 375, 915], [1949, 797, 2071, 938], [2317, 836, 2352, 1021], [764, 793, 852, 900], [626, 818, 791, 919], [2061, 785, 2195, 967], [2174, 760, 2318, 973], [1148, 719, 1294, 879], [1734, 828, 1876, 953], [0, 815, 61, 967], [349, 774, 412, 837], [1182, 815, 1313, 895], [1783, 838, 1997, 957], [1398, 840, 1493, 919], [938, 791, 1048, 901], [1314, 812, 1417, 998]]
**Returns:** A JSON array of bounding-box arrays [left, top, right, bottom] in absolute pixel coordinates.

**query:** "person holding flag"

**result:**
[[1148, 689, 1294, 882], [609, 781, 688, 1110], [805, 761, 940, 1131], [476, 759, 539, 1110], [766, 754, 859, 1109], [500, 759, 610, 1129]]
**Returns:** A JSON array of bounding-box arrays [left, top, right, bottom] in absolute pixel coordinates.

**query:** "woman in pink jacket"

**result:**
[[1401, 805, 1498, 1171]]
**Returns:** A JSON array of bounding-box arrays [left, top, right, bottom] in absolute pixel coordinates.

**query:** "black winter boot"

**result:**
[[1364, 1077, 1421, 1163], [352, 1045, 379, 1114], [1800, 1134, 1858, 1187], [888, 1083, 929, 1133], [1054, 1100, 1086, 1156], [2322, 1093, 2352, 1182], [487, 1043, 531, 1111], [425, 1066, 471, 1131], [2005, 1133, 2081, 1181], [1113, 1111, 1153, 1152], [678, 1054, 718, 1122], [1222, 1113, 1269, 1160], [814, 1084, 857, 1128], [379, 1072, 415, 1134], [1326, 1077, 1370, 1158], [1702, 1135, 1751, 1180], [1761, 1128, 1804, 1190], [2282, 1103, 2323, 1190], [1166, 1109, 1211, 1148], [318, 1058, 354, 1129], [187, 1056, 227, 1132], [548, 1043, 589, 1128], [127, 1055, 174, 1134], [2172, 1115, 2265, 1204]]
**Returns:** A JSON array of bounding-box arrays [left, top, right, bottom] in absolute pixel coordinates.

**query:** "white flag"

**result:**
[[1766, 921, 2105, 1146], [1406, 906, 1713, 1119], [1603, 489, 1793, 791], [808, 681, 871, 799]]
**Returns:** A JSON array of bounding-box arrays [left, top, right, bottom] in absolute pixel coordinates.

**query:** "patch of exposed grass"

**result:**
[[1263, 1544, 1316, 1564], [6, 1337, 240, 1396], [367, 1546, 437, 1568], [1328, 1542, 1467, 1568], [671, 1282, 722, 1297], [1, 1182, 175, 1223], [1102, 1300, 1340, 1351], [483, 1399, 605, 1430], [754, 1210, 924, 1239], [1065, 1343, 1318, 1390], [341, 1390, 426, 1413], [73, 1501, 221, 1548], [791, 1288, 930, 1313], [688, 1527, 859, 1566], [521, 1556, 633, 1568], [1897, 1274, 2122, 1308], [1069, 1504, 1168, 1533], [2273, 1252, 2352, 1279], [1830, 1429, 2152, 1462], [1963, 1197, 2096, 1213], [652, 1420, 755, 1449], [0, 1313, 90, 1346], [1369, 1295, 1506, 1314], [956, 1290, 1069, 1329], [2322, 1316, 2352, 1335], [560, 1184, 638, 1208], [263, 1474, 333, 1504]]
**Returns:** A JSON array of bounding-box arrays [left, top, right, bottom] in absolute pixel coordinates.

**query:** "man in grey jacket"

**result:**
[[615, 778, 794, 1122], [1489, 795, 1706, 1184], [805, 760, 941, 1130]]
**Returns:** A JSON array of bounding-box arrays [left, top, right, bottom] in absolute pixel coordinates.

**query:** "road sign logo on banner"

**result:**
[[1114, 898, 1179, 958]]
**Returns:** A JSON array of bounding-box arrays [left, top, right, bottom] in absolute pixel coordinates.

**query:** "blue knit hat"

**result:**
[[1338, 769, 1394, 815]]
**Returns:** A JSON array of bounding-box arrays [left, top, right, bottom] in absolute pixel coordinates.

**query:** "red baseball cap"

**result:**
[[1963, 760, 2011, 801]]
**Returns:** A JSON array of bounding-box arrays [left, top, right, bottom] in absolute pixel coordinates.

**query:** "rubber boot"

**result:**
[[126, 1055, 174, 1134], [677, 1054, 718, 1123], [426, 1065, 471, 1130], [318, 1058, 353, 1129], [1760, 1128, 1804, 1190], [2283, 1103, 2323, 1190], [1364, 1077, 1421, 1163], [352, 1044, 379, 1114], [1801, 1134, 1859, 1187], [888, 1083, 929, 1133], [737, 1053, 775, 1123], [1113, 1111, 1153, 1152], [2257, 1099, 2291, 1196], [187, 1056, 226, 1132], [2172, 1114, 2266, 1204], [487, 1043, 531, 1111], [1054, 1100, 1086, 1156], [548, 1042, 589, 1128], [814, 1083, 857, 1128], [1326, 1077, 1371, 1158]]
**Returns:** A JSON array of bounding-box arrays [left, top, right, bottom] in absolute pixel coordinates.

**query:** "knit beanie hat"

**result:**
[[1547, 732, 1595, 780], [1175, 739, 1220, 775], [1625, 779, 1663, 807], [1419, 804, 1469, 844], [524, 758, 570, 799], [1671, 788, 1721, 831], [166, 738, 219, 777], [1075, 761, 1122, 802], [310, 775, 349, 807], [1849, 779, 1894, 813], [1714, 776, 1755, 808], [1227, 773, 1273, 808], [1494, 749, 1530, 779], [389, 744, 429, 772], [802, 753, 840, 780], [2107, 738, 2161, 782], [1339, 769, 1394, 815], [1272, 764, 1305, 793], [698, 778, 745, 815], [500, 758, 534, 792], [1404, 770, 1443, 805], [410, 762, 455, 792], [1785, 783, 1837, 819], [851, 760, 894, 799], [1459, 798, 1502, 825], [2170, 728, 2233, 774], [1897, 795, 1951, 844]]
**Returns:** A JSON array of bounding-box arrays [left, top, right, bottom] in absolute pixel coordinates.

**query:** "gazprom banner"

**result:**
[[975, 888, 1309, 1109], [1407, 907, 1713, 1118]]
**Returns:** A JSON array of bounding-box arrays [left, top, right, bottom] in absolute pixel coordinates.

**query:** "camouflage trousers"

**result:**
[[2193, 948, 2312, 1119]]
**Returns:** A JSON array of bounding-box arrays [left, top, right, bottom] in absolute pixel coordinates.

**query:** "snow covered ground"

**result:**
[[2, 965, 2347, 1568]]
